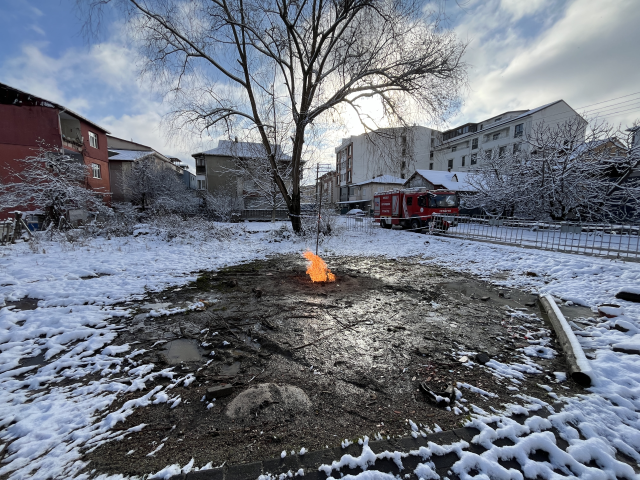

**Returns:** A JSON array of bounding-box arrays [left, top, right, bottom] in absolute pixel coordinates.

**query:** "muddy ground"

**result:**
[[84, 254, 590, 477]]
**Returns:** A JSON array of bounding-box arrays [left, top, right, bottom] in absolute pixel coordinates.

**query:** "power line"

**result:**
[[582, 98, 640, 115], [575, 91, 640, 110]]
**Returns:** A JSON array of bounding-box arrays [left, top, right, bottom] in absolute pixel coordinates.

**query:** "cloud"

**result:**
[[0, 40, 202, 167], [29, 24, 45, 36], [447, 0, 640, 128]]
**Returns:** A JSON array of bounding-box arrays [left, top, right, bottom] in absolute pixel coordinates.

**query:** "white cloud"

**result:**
[[448, 0, 640, 128]]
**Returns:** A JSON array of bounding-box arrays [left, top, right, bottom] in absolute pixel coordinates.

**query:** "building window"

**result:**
[[196, 158, 205, 167], [499, 146, 506, 158], [513, 143, 521, 154], [492, 132, 500, 141], [197, 179, 206, 190], [447, 159, 453, 169], [451, 145, 457, 152], [472, 138, 478, 149], [429, 163, 434, 170], [89, 132, 99, 149], [514, 123, 524, 137], [347, 171, 351, 182], [91, 163, 101, 179], [430, 151, 434, 158], [461, 155, 466, 167], [471, 153, 477, 165]]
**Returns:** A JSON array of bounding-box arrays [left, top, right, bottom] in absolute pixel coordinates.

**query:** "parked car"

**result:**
[[346, 208, 365, 217]]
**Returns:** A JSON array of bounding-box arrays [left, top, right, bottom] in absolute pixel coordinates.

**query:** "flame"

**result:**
[[303, 251, 336, 282]]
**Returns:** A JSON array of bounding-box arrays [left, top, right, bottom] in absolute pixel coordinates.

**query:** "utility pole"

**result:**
[[314, 163, 332, 256]]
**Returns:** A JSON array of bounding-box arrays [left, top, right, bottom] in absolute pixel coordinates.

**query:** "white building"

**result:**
[[431, 100, 584, 172], [334, 126, 437, 205]]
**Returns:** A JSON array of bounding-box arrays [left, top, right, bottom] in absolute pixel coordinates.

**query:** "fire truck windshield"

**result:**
[[429, 194, 458, 208]]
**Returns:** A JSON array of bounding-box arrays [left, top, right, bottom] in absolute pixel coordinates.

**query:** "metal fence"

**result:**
[[240, 209, 290, 221], [345, 215, 376, 234], [432, 213, 640, 260]]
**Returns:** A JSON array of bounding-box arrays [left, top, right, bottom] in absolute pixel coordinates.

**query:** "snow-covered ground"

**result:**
[[1, 220, 639, 479]]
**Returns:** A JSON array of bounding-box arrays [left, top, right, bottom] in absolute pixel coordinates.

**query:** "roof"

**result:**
[[409, 170, 476, 192], [352, 175, 405, 186], [107, 135, 153, 150], [108, 149, 155, 161], [193, 140, 291, 160], [438, 100, 577, 147], [0, 82, 110, 134]]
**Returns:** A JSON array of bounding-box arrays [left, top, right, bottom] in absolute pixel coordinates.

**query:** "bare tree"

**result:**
[[0, 143, 105, 227], [81, 0, 467, 232], [466, 118, 640, 222], [124, 156, 199, 213]]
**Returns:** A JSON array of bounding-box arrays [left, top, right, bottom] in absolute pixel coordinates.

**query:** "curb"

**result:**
[[538, 294, 594, 387]]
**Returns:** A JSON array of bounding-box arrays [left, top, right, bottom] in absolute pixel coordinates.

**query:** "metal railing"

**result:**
[[345, 215, 376, 234], [240, 209, 290, 221], [432, 213, 640, 260]]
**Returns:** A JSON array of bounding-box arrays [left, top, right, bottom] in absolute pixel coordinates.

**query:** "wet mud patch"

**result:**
[[86, 254, 586, 477]]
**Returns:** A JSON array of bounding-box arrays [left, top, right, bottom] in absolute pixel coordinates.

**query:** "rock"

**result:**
[[252, 287, 263, 298], [419, 382, 455, 407], [417, 346, 431, 356], [480, 296, 490, 301], [597, 304, 623, 318], [227, 279, 238, 288], [458, 356, 469, 363], [616, 289, 640, 303], [475, 352, 491, 365], [225, 383, 311, 419], [206, 384, 234, 400], [525, 271, 538, 277]]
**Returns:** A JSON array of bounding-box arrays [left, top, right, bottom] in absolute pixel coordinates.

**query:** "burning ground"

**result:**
[[83, 254, 586, 477]]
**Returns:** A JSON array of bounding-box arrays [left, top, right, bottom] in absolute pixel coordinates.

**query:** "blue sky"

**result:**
[[1, 0, 639, 169]]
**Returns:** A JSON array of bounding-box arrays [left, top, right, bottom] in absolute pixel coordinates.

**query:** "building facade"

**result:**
[[431, 100, 584, 172], [192, 140, 294, 210], [338, 175, 405, 213], [334, 126, 437, 209], [107, 136, 186, 203], [0, 82, 110, 218]]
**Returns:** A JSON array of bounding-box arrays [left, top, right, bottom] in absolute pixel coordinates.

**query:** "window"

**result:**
[[347, 171, 351, 182], [471, 153, 477, 165], [91, 163, 101, 179], [472, 138, 478, 150], [499, 146, 506, 158], [513, 143, 521, 154], [451, 145, 457, 152], [406, 196, 413, 206], [197, 179, 206, 190], [514, 123, 524, 137], [447, 159, 453, 169], [417, 196, 426, 207], [89, 132, 99, 149], [196, 158, 205, 167], [429, 163, 434, 170], [461, 155, 466, 167], [430, 151, 434, 158], [492, 132, 500, 141], [494, 117, 502, 122]]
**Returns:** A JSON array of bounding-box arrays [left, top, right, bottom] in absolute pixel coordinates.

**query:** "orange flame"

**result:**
[[303, 251, 336, 282]]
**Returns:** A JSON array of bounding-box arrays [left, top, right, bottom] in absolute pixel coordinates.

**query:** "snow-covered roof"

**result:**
[[193, 140, 291, 160], [352, 175, 405, 186], [108, 149, 155, 161], [410, 170, 476, 192]]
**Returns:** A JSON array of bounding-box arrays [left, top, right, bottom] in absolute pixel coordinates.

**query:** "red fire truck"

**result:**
[[373, 188, 459, 231]]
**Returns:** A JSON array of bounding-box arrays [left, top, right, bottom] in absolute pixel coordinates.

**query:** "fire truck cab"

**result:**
[[373, 188, 459, 231]]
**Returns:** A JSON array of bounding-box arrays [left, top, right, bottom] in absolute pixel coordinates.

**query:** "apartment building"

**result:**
[[432, 100, 584, 172], [0, 82, 110, 219], [334, 126, 437, 202]]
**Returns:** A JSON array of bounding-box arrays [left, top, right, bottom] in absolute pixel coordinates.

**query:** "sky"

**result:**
[[1, 0, 639, 171]]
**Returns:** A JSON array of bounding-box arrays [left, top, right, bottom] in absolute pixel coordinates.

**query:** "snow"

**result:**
[[2, 220, 640, 478]]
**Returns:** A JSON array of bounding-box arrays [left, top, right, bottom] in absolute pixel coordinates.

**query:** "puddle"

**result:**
[[5, 298, 40, 310], [220, 361, 241, 376], [162, 339, 204, 364]]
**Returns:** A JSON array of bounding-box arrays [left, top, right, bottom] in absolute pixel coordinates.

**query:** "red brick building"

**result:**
[[0, 82, 110, 219]]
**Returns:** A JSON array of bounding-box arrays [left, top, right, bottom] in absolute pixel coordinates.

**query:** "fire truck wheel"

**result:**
[[410, 218, 421, 232], [380, 219, 392, 229]]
